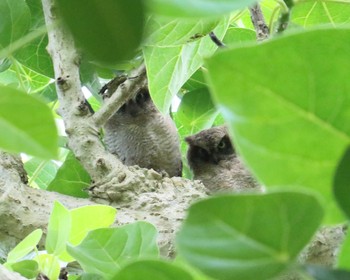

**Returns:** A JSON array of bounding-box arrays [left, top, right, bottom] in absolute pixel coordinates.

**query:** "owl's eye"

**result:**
[[135, 89, 150, 105], [217, 139, 226, 149]]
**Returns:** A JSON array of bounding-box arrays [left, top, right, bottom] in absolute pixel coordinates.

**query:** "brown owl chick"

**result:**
[[104, 86, 182, 177], [185, 126, 258, 193]]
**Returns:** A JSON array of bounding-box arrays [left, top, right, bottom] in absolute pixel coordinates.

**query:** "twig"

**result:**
[[209, 32, 226, 48], [249, 3, 269, 41], [93, 64, 147, 128], [276, 0, 294, 34]]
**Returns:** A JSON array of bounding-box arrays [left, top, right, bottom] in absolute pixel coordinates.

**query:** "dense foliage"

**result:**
[[1, 0, 350, 279]]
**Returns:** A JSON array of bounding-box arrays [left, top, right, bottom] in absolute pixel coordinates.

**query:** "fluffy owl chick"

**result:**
[[104, 86, 182, 177], [185, 126, 258, 193]]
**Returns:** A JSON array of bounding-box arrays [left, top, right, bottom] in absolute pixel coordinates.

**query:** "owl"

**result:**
[[185, 126, 258, 193], [103, 84, 182, 177]]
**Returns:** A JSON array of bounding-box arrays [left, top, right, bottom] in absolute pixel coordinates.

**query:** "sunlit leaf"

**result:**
[[24, 158, 58, 189], [46, 201, 71, 255], [7, 229, 42, 263], [144, 18, 229, 113], [59, 204, 117, 262], [292, 1, 350, 27], [67, 222, 159, 278]]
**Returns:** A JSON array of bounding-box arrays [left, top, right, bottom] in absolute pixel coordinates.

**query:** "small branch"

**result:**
[[93, 64, 147, 128], [249, 3, 270, 41], [276, 0, 294, 34], [209, 32, 226, 48]]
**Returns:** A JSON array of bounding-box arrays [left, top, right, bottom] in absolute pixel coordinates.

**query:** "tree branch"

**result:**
[[93, 64, 147, 128], [41, 0, 135, 185], [0, 151, 206, 258], [249, 3, 270, 41]]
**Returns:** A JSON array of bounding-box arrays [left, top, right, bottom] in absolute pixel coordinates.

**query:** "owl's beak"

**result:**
[[212, 154, 219, 164]]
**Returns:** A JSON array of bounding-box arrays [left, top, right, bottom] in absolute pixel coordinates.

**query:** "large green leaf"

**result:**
[[110, 260, 194, 280], [46, 201, 71, 255], [0, 85, 58, 159], [292, 1, 350, 27], [176, 191, 324, 280], [67, 222, 159, 278], [47, 152, 90, 198], [56, 0, 145, 65], [205, 28, 350, 223], [0, 0, 30, 48], [144, 18, 229, 114], [146, 0, 256, 18], [6, 229, 42, 263]]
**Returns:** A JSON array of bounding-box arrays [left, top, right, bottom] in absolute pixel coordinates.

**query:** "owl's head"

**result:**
[[118, 87, 156, 117], [185, 126, 235, 169]]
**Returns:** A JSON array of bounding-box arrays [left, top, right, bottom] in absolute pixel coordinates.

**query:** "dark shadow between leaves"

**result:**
[[333, 146, 350, 219]]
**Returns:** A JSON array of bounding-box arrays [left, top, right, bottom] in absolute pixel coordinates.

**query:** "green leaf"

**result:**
[[47, 152, 90, 198], [35, 254, 60, 280], [222, 27, 256, 46], [177, 88, 218, 135], [10, 260, 39, 279], [205, 28, 350, 223], [56, 0, 145, 65], [14, 0, 54, 77], [67, 222, 159, 278], [292, 1, 350, 27], [146, 0, 256, 18], [24, 158, 59, 189], [177, 191, 324, 280], [59, 204, 117, 262], [333, 146, 350, 219], [0, 85, 58, 159], [144, 17, 229, 114], [338, 229, 350, 270], [0, 0, 30, 48], [110, 260, 194, 280], [6, 229, 42, 263], [46, 201, 71, 255], [305, 265, 350, 280], [144, 17, 219, 47], [182, 69, 207, 91]]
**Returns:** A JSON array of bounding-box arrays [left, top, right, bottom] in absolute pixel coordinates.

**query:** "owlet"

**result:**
[[103, 83, 182, 177], [185, 126, 258, 193]]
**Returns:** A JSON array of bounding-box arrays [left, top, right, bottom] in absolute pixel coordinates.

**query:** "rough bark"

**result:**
[[249, 3, 270, 41]]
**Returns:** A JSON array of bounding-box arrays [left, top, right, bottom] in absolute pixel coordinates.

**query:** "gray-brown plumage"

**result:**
[[103, 85, 182, 177], [185, 126, 258, 193]]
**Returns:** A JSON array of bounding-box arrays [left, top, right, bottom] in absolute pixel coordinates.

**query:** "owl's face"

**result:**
[[185, 126, 235, 169], [118, 87, 156, 117]]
